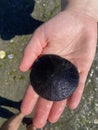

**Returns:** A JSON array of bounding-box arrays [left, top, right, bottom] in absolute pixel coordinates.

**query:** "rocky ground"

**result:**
[[0, 0, 98, 130]]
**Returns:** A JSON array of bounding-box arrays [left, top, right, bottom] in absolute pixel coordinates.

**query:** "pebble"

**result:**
[[36, 0, 41, 3], [95, 103, 98, 107], [10, 39, 14, 43], [95, 77, 98, 84], [7, 54, 14, 59], [42, 3, 46, 6], [94, 119, 98, 124], [96, 66, 98, 71], [0, 50, 6, 59]]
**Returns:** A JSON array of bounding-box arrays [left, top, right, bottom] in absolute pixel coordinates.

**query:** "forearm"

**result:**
[[62, 0, 98, 22]]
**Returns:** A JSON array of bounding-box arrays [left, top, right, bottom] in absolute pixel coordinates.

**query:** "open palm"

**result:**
[[19, 10, 97, 129]]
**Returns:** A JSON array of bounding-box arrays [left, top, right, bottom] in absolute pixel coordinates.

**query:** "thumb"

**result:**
[[19, 26, 47, 72]]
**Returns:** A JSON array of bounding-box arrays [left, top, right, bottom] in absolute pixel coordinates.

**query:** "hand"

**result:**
[[19, 10, 97, 129]]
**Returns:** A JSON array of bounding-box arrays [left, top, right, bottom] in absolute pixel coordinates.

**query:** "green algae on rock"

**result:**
[[30, 54, 79, 101]]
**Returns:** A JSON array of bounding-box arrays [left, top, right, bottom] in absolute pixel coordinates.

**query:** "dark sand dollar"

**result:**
[[30, 54, 79, 101]]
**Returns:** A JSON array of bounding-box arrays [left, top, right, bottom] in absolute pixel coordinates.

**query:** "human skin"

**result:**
[[0, 113, 24, 130], [19, 0, 98, 129]]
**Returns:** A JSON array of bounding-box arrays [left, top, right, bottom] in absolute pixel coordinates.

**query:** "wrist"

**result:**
[[62, 0, 98, 22]]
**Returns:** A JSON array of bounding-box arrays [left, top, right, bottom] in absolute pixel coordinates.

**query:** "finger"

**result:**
[[33, 98, 53, 129], [0, 112, 24, 130], [19, 27, 47, 72], [20, 85, 39, 115], [48, 100, 67, 123], [27, 124, 36, 130], [68, 72, 88, 110]]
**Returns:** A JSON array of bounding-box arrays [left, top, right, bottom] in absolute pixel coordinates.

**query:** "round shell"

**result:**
[[30, 54, 79, 101]]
